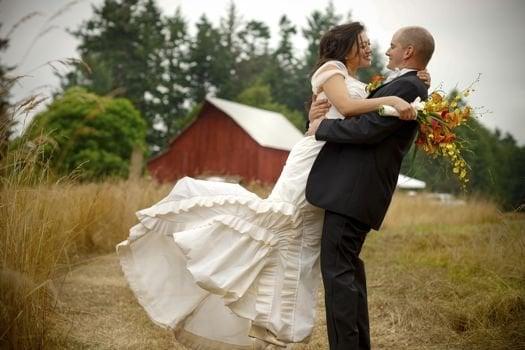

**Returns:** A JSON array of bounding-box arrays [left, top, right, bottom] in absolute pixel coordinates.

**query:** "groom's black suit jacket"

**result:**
[[305, 71, 428, 230]]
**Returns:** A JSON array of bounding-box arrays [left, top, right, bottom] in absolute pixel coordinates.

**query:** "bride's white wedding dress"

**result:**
[[116, 60, 367, 349]]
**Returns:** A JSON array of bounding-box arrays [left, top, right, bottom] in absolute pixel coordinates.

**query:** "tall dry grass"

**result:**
[[1, 172, 171, 348], [383, 192, 503, 228], [2, 166, 524, 349], [360, 192, 525, 349], [0, 130, 171, 348], [292, 193, 524, 350]]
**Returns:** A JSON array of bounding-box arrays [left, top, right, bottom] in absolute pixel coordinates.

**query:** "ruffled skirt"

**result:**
[[117, 176, 323, 349]]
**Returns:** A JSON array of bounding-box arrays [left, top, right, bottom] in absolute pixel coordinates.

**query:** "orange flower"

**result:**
[[370, 75, 384, 83], [366, 75, 385, 93]]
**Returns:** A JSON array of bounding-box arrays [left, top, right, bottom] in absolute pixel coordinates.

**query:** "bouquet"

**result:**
[[378, 85, 477, 188]]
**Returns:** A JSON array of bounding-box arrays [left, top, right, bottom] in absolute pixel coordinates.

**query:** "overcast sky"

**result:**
[[1, 0, 524, 145]]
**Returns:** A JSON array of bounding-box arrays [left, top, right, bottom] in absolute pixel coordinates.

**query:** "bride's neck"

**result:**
[[345, 63, 358, 78]]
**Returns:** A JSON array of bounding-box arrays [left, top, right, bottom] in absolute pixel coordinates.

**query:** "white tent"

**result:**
[[397, 174, 426, 190]]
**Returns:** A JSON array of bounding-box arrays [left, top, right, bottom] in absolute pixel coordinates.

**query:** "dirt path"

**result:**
[[48, 253, 333, 349], [48, 254, 176, 349], [46, 242, 446, 350]]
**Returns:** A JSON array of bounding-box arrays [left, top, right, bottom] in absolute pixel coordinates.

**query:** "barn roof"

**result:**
[[206, 96, 304, 151]]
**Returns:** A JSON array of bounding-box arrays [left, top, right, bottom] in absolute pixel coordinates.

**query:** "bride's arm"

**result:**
[[321, 74, 415, 120]]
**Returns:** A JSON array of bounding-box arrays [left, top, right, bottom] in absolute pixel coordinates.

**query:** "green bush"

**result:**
[[24, 87, 146, 181]]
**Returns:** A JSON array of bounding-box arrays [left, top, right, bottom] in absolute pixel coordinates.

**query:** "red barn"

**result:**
[[148, 96, 304, 184]]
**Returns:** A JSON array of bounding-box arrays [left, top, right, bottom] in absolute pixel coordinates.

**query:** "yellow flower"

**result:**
[[431, 92, 443, 102]]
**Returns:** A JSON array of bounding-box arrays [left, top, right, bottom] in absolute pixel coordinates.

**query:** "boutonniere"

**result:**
[[366, 75, 385, 94]]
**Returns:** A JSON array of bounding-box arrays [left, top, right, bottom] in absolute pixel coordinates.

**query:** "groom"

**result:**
[[305, 26, 435, 350]]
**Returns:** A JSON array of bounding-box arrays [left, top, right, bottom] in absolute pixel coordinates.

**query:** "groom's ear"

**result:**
[[403, 45, 415, 60]]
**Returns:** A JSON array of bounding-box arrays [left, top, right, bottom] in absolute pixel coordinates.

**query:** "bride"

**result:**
[[116, 22, 429, 349]]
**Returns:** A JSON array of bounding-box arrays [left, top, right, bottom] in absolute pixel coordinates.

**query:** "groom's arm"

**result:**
[[314, 79, 421, 145]]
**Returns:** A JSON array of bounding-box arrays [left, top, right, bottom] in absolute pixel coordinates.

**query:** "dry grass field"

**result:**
[[1, 177, 524, 349]]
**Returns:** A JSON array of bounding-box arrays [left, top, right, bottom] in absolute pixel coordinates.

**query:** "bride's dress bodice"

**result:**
[[268, 60, 367, 206], [312, 60, 368, 119]]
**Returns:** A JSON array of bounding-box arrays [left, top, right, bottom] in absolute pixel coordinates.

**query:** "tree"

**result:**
[[215, 1, 243, 99], [0, 24, 16, 161], [236, 82, 304, 130], [272, 1, 341, 116], [187, 1, 245, 101], [25, 87, 146, 180], [238, 20, 270, 58], [154, 7, 191, 151], [234, 20, 273, 97], [187, 15, 224, 103], [302, 1, 342, 72], [60, 0, 168, 153], [262, 15, 304, 112], [274, 15, 297, 70], [187, 3, 255, 102]]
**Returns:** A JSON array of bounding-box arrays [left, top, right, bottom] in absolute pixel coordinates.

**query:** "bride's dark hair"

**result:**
[[304, 22, 365, 116], [311, 21, 366, 76]]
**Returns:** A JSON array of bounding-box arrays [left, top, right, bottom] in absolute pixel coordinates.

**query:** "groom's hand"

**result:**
[[309, 98, 331, 123], [306, 116, 325, 136], [417, 69, 431, 88]]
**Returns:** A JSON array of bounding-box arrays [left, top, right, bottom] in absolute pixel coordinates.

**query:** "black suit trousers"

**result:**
[[321, 210, 371, 350]]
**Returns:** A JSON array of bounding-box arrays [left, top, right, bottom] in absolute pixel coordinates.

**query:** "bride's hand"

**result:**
[[390, 96, 416, 120], [309, 98, 331, 123], [417, 69, 431, 88]]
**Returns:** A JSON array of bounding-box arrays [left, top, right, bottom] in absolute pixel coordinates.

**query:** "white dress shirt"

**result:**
[[383, 68, 417, 84]]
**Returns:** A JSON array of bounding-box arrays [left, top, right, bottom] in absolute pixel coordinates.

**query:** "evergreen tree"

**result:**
[[60, 0, 168, 153], [238, 20, 270, 58], [187, 15, 224, 102], [155, 7, 191, 150], [262, 15, 304, 111], [215, 1, 242, 99], [235, 20, 272, 96]]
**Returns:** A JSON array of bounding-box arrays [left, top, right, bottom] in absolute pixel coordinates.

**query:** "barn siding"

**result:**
[[257, 147, 288, 183], [148, 102, 293, 184]]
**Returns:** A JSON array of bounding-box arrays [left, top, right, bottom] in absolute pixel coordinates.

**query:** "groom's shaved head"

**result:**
[[397, 26, 435, 66]]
